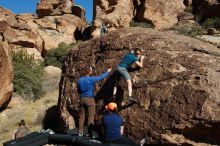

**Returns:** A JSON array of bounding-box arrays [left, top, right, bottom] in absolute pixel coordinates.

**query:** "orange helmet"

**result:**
[[105, 102, 117, 111]]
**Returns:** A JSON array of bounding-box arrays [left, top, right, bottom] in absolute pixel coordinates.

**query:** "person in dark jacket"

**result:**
[[100, 22, 108, 37], [77, 66, 112, 136], [102, 102, 138, 146]]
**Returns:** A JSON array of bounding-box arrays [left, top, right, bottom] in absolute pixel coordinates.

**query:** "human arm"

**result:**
[[120, 126, 124, 135], [135, 56, 145, 68], [11, 129, 17, 140], [120, 117, 125, 135], [91, 69, 112, 82]]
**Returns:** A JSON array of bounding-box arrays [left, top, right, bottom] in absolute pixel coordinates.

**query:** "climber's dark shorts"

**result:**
[[117, 67, 130, 80]]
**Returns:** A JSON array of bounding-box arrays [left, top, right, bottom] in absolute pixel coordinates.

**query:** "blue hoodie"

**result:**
[[77, 72, 109, 98]]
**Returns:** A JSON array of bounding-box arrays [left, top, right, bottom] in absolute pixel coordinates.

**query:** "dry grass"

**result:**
[[0, 90, 58, 145]]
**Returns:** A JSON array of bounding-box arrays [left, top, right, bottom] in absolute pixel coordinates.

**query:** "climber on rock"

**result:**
[[100, 22, 108, 37], [99, 22, 109, 51], [113, 48, 145, 103], [77, 66, 112, 137]]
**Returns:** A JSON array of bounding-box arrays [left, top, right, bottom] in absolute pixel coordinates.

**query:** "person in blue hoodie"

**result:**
[[77, 66, 112, 136]]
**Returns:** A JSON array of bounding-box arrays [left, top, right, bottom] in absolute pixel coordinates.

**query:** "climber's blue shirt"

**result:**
[[118, 53, 138, 68], [77, 72, 109, 98], [102, 112, 124, 140]]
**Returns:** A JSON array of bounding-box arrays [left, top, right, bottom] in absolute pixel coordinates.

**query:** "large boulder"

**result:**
[[0, 7, 16, 33], [91, 0, 186, 37], [58, 27, 220, 145], [36, 0, 73, 17], [0, 7, 16, 25], [42, 66, 61, 93], [3, 27, 38, 48], [135, 0, 185, 30], [0, 40, 13, 111], [33, 15, 86, 52], [193, 0, 220, 20], [0, 2, 86, 59], [0, 17, 8, 33], [92, 0, 134, 37], [72, 5, 86, 21]]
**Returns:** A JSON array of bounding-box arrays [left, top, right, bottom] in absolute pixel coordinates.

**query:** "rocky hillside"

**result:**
[[0, 0, 86, 110], [0, 65, 61, 144], [58, 27, 220, 145], [91, 0, 185, 37], [1, 0, 220, 145], [0, 0, 86, 60]]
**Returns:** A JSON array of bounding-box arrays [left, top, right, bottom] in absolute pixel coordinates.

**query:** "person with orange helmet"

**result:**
[[102, 102, 138, 146]]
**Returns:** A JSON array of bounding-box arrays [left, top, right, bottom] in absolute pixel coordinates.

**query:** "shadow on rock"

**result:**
[[43, 105, 60, 133]]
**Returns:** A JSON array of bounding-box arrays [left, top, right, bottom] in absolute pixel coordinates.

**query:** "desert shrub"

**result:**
[[12, 50, 44, 100], [174, 26, 203, 37], [202, 17, 220, 29], [184, 6, 193, 13], [44, 42, 81, 68], [129, 20, 154, 28]]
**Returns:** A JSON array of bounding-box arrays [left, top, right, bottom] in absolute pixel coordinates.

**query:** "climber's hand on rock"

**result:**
[[107, 68, 112, 72]]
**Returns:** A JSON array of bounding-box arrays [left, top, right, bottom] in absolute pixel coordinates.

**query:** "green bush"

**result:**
[[184, 6, 193, 13], [202, 17, 220, 29], [44, 42, 80, 68], [129, 20, 154, 28], [175, 26, 203, 37], [12, 50, 44, 100]]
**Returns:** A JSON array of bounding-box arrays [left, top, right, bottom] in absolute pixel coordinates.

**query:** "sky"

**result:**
[[0, 0, 93, 22]]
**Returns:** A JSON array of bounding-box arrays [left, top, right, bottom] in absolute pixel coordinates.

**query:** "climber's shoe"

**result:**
[[127, 96, 138, 103]]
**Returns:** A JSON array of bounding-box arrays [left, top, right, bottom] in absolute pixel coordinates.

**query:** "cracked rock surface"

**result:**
[[59, 27, 220, 145]]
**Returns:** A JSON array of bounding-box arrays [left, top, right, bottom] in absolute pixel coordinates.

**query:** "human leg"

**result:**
[[117, 67, 131, 95], [86, 98, 95, 125], [118, 136, 139, 146], [126, 79, 138, 102], [85, 98, 96, 136], [104, 136, 139, 146], [78, 101, 85, 135], [126, 79, 132, 97], [113, 86, 117, 99], [112, 70, 121, 99]]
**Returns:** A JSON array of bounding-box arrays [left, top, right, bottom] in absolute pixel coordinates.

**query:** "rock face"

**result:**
[[199, 35, 220, 46], [0, 3, 86, 60], [135, 0, 185, 30], [193, 0, 220, 20], [58, 27, 220, 145], [36, 0, 73, 17], [92, 0, 134, 37], [42, 66, 61, 93], [0, 41, 13, 111], [72, 5, 86, 22], [91, 0, 185, 37], [0, 7, 16, 25]]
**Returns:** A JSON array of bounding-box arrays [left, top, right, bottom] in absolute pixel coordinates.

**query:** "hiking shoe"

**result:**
[[78, 133, 83, 137], [128, 96, 138, 103], [85, 133, 90, 137]]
